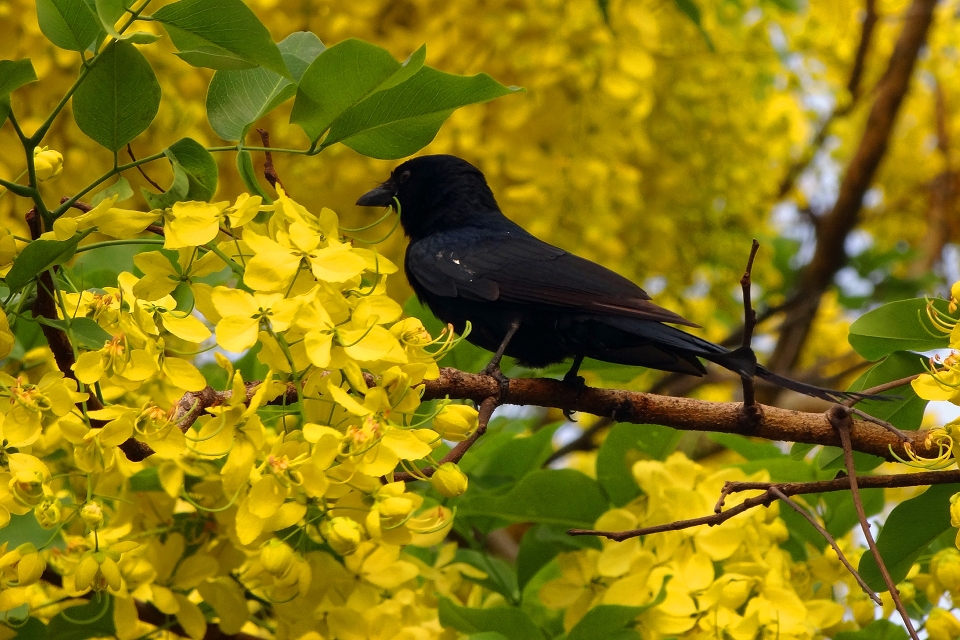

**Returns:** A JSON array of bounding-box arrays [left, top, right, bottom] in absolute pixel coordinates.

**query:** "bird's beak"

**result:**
[[356, 183, 397, 208]]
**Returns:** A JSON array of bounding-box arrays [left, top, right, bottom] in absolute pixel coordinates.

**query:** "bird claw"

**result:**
[[481, 364, 510, 401], [561, 374, 586, 420]]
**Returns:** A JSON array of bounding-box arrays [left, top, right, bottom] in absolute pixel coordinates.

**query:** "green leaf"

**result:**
[[152, 0, 288, 76], [129, 467, 164, 492], [438, 598, 543, 640], [90, 176, 133, 206], [707, 432, 785, 461], [454, 549, 520, 603], [821, 487, 884, 539], [4, 230, 93, 292], [45, 595, 115, 640], [848, 298, 951, 360], [832, 619, 908, 640], [0, 58, 38, 123], [846, 350, 929, 431], [9, 617, 46, 639], [455, 469, 608, 529], [858, 483, 960, 590], [72, 41, 161, 151], [141, 137, 218, 208], [0, 59, 38, 98], [206, 31, 325, 141], [516, 524, 599, 591], [671, 0, 714, 51], [321, 65, 521, 159], [93, 0, 158, 43], [465, 422, 559, 485], [291, 38, 416, 142], [567, 593, 666, 640], [236, 150, 273, 202], [35, 317, 111, 350], [597, 423, 680, 506], [36, 0, 102, 51]]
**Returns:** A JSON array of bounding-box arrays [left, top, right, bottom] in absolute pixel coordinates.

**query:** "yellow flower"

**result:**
[[0, 543, 46, 588], [0, 309, 13, 360], [433, 404, 479, 442], [928, 607, 960, 640], [211, 287, 300, 352], [0, 371, 87, 446], [430, 462, 468, 498], [74, 541, 138, 593], [133, 248, 224, 301], [163, 200, 230, 249], [33, 146, 63, 181], [322, 517, 365, 556]]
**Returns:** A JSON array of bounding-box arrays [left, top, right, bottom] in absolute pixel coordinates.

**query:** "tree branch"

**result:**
[[766, 0, 938, 380]]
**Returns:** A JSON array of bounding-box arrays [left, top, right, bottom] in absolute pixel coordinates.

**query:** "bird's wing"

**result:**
[[407, 228, 699, 327]]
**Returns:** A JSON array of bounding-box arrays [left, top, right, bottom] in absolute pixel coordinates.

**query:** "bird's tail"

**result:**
[[703, 347, 886, 404]]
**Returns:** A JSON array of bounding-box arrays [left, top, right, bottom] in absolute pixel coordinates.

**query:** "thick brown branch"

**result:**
[[767, 0, 938, 378]]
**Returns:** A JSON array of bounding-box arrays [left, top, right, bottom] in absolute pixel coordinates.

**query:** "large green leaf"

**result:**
[[0, 58, 38, 123], [833, 620, 908, 640], [707, 432, 785, 461], [596, 423, 681, 507], [846, 350, 929, 431], [206, 31, 325, 141], [858, 483, 960, 590], [72, 41, 161, 151], [290, 39, 423, 142], [848, 298, 951, 360], [45, 595, 115, 640], [90, 176, 133, 207], [321, 65, 521, 159], [438, 598, 543, 640], [35, 317, 111, 350], [36, 0, 102, 51], [516, 524, 599, 591], [152, 0, 288, 76], [464, 422, 559, 486], [455, 469, 608, 529], [454, 549, 520, 603], [0, 59, 38, 99], [141, 137, 218, 208], [4, 230, 93, 292]]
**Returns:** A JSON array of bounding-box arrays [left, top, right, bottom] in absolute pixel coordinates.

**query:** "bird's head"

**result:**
[[356, 154, 501, 240]]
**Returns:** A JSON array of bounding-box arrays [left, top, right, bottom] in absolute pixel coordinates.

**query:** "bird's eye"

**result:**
[[398, 170, 411, 184]]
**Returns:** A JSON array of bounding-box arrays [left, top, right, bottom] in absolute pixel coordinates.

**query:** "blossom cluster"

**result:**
[[0, 190, 482, 638]]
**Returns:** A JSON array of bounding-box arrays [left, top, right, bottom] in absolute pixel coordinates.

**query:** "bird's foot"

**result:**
[[561, 373, 586, 420], [481, 363, 510, 401]]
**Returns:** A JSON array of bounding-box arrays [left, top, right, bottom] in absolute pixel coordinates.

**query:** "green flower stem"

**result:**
[[0, 176, 35, 198], [54, 151, 167, 219], [74, 238, 167, 254]]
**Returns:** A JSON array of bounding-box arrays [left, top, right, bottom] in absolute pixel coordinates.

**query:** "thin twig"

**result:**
[[844, 373, 922, 407], [830, 405, 920, 640], [59, 196, 92, 212], [257, 129, 285, 193], [392, 396, 498, 482], [127, 143, 164, 192], [571, 468, 960, 541], [851, 406, 909, 441], [768, 486, 881, 605], [739, 239, 761, 417]]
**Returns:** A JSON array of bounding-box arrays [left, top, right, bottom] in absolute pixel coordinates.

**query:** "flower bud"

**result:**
[[33, 147, 63, 181], [897, 581, 917, 607], [35, 497, 61, 529], [80, 501, 104, 530], [951, 493, 960, 529], [260, 540, 295, 576], [433, 404, 479, 442], [926, 607, 960, 640], [952, 280, 960, 303], [321, 517, 363, 556], [430, 462, 468, 498], [933, 548, 960, 591]]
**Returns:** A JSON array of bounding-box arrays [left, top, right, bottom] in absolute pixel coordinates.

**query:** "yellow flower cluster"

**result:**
[[0, 190, 485, 638], [540, 452, 852, 639]]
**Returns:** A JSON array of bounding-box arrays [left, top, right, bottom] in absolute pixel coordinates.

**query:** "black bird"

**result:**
[[357, 154, 866, 403]]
